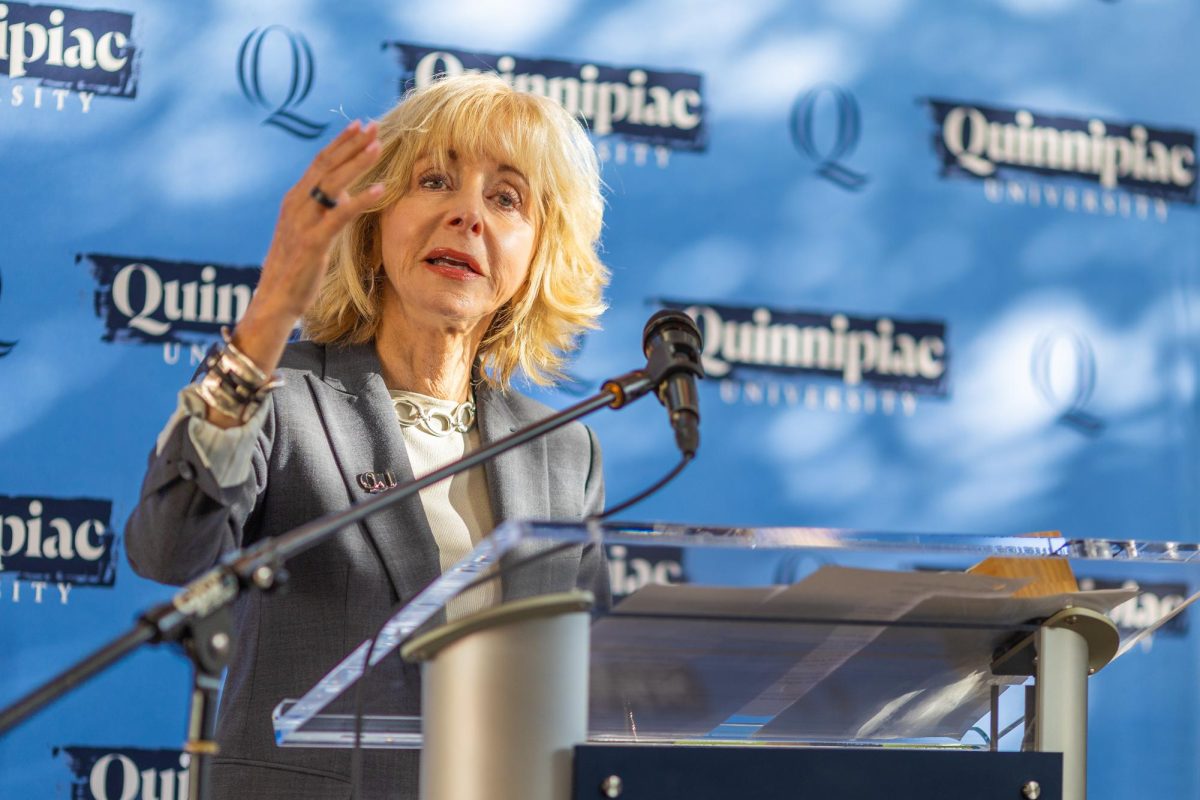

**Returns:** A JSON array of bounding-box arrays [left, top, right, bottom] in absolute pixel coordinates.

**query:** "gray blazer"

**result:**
[[125, 341, 606, 800]]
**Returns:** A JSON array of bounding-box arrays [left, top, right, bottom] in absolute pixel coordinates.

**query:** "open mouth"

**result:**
[[423, 249, 481, 275], [426, 255, 474, 271]]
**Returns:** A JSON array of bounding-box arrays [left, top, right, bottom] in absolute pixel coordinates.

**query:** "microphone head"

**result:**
[[643, 308, 702, 353]]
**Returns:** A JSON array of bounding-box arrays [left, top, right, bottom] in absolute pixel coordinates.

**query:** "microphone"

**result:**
[[642, 309, 704, 458]]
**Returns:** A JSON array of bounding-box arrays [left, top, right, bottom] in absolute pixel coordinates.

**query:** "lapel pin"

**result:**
[[357, 470, 397, 494]]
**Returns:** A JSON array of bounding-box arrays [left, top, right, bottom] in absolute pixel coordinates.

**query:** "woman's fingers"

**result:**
[[317, 183, 385, 235], [303, 119, 365, 181], [286, 122, 358, 207], [296, 120, 385, 233], [320, 137, 383, 199], [256, 120, 385, 318], [299, 121, 378, 195]]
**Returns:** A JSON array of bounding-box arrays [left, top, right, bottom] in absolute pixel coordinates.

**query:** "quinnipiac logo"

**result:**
[[662, 299, 948, 417], [0, 494, 115, 607], [55, 746, 188, 800], [237, 25, 329, 140], [386, 42, 705, 168], [607, 544, 685, 600], [0, 1, 137, 112], [1079, 578, 1188, 647], [924, 98, 1195, 222], [82, 253, 260, 348]]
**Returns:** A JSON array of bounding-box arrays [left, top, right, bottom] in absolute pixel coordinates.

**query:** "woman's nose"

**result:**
[[446, 191, 484, 234], [447, 212, 482, 234]]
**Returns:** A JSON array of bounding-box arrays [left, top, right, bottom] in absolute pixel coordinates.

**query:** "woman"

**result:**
[[125, 73, 610, 800]]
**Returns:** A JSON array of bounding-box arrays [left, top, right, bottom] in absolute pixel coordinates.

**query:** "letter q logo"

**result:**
[[237, 26, 330, 139], [790, 83, 869, 191], [1030, 328, 1104, 435]]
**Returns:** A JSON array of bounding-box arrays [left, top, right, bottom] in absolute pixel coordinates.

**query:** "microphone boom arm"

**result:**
[[0, 321, 702, 798]]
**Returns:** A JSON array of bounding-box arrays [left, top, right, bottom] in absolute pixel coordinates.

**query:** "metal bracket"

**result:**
[[991, 606, 1119, 678]]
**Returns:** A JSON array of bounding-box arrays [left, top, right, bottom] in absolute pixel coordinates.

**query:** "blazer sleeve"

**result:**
[[124, 397, 275, 586]]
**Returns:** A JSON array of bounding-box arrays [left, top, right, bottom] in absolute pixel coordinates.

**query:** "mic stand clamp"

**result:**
[[179, 607, 232, 800], [602, 339, 702, 410], [601, 369, 653, 409], [131, 554, 293, 800]]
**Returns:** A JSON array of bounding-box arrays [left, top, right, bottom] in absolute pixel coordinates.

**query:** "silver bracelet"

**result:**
[[193, 328, 283, 424]]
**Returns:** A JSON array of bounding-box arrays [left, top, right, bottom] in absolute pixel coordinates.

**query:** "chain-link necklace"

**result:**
[[391, 393, 476, 436]]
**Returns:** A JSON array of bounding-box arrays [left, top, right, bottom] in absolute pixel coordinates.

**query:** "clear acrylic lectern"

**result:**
[[272, 521, 1200, 800]]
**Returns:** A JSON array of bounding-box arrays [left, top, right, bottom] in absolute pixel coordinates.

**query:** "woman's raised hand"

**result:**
[[234, 120, 385, 376]]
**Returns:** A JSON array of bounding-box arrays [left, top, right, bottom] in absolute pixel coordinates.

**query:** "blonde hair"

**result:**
[[303, 73, 608, 388]]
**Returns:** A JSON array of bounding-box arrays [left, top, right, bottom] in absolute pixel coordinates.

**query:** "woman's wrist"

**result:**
[[231, 302, 299, 375], [189, 327, 285, 429]]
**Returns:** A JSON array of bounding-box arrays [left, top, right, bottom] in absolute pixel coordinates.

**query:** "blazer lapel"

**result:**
[[305, 342, 441, 605], [477, 383, 583, 601], [477, 382, 550, 524]]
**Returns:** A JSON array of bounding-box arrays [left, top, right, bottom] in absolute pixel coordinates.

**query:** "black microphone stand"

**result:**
[[0, 363, 674, 800]]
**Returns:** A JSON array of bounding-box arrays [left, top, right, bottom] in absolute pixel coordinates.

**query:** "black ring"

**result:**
[[309, 185, 338, 209]]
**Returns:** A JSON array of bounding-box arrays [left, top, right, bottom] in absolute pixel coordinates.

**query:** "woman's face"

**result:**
[[377, 149, 537, 339]]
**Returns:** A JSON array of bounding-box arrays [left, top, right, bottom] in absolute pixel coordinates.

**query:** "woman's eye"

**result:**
[[495, 189, 521, 209], [419, 174, 447, 189]]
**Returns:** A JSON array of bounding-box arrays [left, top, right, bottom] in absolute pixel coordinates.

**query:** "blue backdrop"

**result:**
[[1, 1, 1197, 797]]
